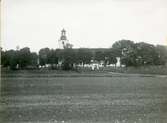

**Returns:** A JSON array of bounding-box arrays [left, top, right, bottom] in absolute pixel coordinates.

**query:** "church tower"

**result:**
[[58, 29, 69, 49]]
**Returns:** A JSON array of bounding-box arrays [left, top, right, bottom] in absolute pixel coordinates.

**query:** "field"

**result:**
[[1, 71, 167, 123]]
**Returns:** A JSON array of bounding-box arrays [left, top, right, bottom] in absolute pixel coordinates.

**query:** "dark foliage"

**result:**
[[1, 40, 167, 70]]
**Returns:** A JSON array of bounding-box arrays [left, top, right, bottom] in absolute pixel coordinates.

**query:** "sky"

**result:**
[[1, 0, 167, 52]]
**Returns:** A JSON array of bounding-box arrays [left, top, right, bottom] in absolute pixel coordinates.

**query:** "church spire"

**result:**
[[60, 29, 67, 40], [61, 28, 66, 36], [58, 29, 73, 49]]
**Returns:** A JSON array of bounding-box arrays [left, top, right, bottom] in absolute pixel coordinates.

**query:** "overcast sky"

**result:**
[[1, 0, 167, 52]]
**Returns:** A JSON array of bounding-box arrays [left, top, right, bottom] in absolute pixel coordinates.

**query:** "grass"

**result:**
[[123, 65, 167, 75], [1, 70, 167, 123]]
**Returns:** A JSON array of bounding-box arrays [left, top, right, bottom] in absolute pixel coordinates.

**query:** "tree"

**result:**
[[76, 48, 92, 65], [112, 40, 135, 66], [135, 42, 157, 66], [94, 51, 105, 62], [1, 49, 10, 67], [30, 52, 38, 66], [6, 50, 18, 70], [61, 49, 76, 70], [112, 39, 135, 57], [48, 49, 58, 66], [39, 48, 50, 66], [18, 47, 31, 69], [154, 45, 167, 65], [103, 49, 117, 66], [1, 47, 36, 69]]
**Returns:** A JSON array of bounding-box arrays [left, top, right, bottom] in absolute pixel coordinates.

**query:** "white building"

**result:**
[[58, 29, 72, 49]]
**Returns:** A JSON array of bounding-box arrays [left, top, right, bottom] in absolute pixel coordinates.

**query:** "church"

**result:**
[[58, 29, 73, 49], [57, 29, 121, 68]]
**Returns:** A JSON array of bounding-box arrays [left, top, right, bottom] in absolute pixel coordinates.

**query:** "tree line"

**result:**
[[1, 40, 167, 70]]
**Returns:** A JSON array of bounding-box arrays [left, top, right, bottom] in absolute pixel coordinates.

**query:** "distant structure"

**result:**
[[58, 29, 73, 49], [16, 45, 20, 51]]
